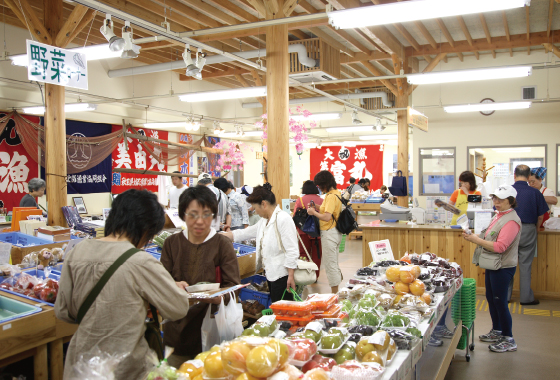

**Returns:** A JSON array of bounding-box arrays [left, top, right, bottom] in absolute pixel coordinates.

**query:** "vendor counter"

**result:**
[[361, 221, 560, 300]]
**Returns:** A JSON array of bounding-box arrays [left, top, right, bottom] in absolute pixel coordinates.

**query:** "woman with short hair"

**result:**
[[528, 167, 557, 227], [294, 180, 323, 279], [223, 183, 299, 302], [20, 178, 46, 208], [449, 170, 481, 225], [161, 185, 240, 368], [55, 189, 190, 380], [463, 185, 521, 353], [307, 171, 343, 293]]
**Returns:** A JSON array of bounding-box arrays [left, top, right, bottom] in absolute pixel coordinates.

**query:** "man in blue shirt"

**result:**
[[509, 165, 548, 305]]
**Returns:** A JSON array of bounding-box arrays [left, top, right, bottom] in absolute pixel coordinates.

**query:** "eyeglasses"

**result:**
[[185, 212, 214, 221]]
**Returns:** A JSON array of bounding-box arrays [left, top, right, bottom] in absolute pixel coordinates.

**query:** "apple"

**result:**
[[302, 360, 320, 373], [321, 334, 342, 350]]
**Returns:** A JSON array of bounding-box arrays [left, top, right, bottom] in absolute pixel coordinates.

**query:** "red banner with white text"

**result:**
[[111, 126, 168, 194], [310, 145, 383, 191]]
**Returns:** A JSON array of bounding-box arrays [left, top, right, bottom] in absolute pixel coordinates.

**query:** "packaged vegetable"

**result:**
[[331, 360, 384, 380], [308, 294, 339, 312], [271, 300, 314, 318]]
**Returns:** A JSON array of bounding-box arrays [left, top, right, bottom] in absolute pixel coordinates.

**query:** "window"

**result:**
[[419, 148, 456, 195], [467, 145, 546, 195]]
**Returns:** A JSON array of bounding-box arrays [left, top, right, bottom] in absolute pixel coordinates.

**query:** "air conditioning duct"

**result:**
[[242, 91, 393, 108]]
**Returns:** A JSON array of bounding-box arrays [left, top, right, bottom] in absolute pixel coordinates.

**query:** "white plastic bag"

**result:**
[[201, 305, 220, 351], [216, 290, 244, 342], [543, 217, 560, 230]]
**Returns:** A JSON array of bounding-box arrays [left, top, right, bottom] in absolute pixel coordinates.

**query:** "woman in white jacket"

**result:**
[[223, 183, 299, 302]]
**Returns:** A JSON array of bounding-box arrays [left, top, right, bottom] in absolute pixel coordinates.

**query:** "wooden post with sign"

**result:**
[[396, 95, 409, 208], [407, 107, 428, 132]]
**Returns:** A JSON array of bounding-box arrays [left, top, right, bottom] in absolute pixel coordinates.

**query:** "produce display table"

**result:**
[[290, 202, 381, 213], [361, 221, 560, 300], [0, 292, 77, 380]]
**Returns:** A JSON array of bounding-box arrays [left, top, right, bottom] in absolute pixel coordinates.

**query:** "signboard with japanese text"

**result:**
[[64, 120, 111, 194], [111, 126, 168, 194], [407, 106, 428, 132], [0, 114, 40, 211], [178, 133, 196, 186], [310, 145, 383, 191], [27, 40, 88, 90]]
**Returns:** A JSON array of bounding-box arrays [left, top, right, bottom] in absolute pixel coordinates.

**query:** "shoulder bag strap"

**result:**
[[274, 213, 286, 253], [75, 247, 141, 323], [296, 232, 312, 261], [299, 197, 304, 210]]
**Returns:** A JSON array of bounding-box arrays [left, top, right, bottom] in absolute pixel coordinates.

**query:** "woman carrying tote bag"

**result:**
[[462, 185, 521, 353]]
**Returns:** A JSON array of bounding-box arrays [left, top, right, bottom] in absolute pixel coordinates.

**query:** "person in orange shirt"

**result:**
[[449, 171, 482, 225]]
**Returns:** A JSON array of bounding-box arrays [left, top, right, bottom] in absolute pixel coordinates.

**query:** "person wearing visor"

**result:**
[[528, 167, 557, 228], [462, 185, 521, 353]]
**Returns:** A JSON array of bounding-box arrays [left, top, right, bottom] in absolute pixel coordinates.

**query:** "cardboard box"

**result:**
[[397, 353, 412, 380], [10, 242, 66, 264], [19, 220, 46, 236], [411, 340, 422, 366], [237, 252, 256, 278]]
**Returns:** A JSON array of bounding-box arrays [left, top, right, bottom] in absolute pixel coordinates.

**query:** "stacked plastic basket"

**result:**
[[451, 278, 476, 350]]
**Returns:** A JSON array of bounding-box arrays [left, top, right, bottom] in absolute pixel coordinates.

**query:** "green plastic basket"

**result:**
[[262, 309, 273, 316]]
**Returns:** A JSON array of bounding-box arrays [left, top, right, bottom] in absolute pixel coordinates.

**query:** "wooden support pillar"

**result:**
[[266, 1, 290, 201], [396, 95, 409, 207], [44, 0, 67, 226]]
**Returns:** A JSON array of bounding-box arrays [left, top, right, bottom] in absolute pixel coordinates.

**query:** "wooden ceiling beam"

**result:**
[[360, 60, 398, 96], [204, 0, 258, 22], [246, 0, 267, 18], [407, 31, 560, 56], [414, 21, 437, 49], [392, 23, 420, 51], [55, 4, 89, 47], [327, 26, 370, 54], [298, 0, 317, 14], [391, 54, 404, 96], [435, 19, 461, 61], [283, 0, 299, 16], [543, 43, 560, 59], [478, 13, 496, 58], [308, 27, 355, 56], [290, 29, 309, 40], [65, 9, 97, 48], [501, 11, 513, 57], [526, 6, 530, 55], [5, 0, 51, 44], [456, 16, 479, 60], [547, 0, 554, 37], [407, 52, 446, 95]]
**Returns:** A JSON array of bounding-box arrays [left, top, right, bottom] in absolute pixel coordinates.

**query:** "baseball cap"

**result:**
[[490, 185, 517, 199], [197, 173, 211, 182]]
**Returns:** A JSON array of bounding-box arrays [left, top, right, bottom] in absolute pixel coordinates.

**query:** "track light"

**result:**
[[213, 121, 221, 135], [183, 44, 200, 77], [120, 21, 141, 59], [351, 110, 362, 125], [317, 139, 322, 148], [196, 48, 207, 71], [185, 117, 200, 131], [100, 15, 125, 52], [375, 119, 385, 132]]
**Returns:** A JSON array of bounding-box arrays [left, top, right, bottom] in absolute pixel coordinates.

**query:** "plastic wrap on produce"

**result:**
[[331, 360, 384, 380], [69, 347, 129, 380]]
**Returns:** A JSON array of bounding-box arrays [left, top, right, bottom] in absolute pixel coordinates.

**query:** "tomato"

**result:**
[[40, 287, 57, 302]]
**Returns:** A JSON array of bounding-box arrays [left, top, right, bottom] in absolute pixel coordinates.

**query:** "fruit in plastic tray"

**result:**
[[406, 327, 421, 338], [279, 321, 292, 331], [302, 367, 330, 380], [302, 355, 336, 373], [357, 298, 375, 309], [354, 310, 381, 327], [374, 260, 399, 267], [341, 300, 352, 312], [387, 339, 397, 361], [381, 313, 410, 328], [370, 330, 390, 351], [394, 281, 410, 295], [362, 351, 383, 366], [399, 254, 411, 264], [204, 350, 226, 378], [288, 338, 317, 362], [348, 325, 374, 336], [385, 266, 401, 283], [376, 294, 396, 309], [195, 351, 210, 362], [178, 360, 204, 378], [321, 334, 343, 350], [276, 364, 304, 380], [356, 267, 376, 276], [307, 294, 339, 312], [331, 360, 384, 380], [348, 333, 362, 344], [329, 328, 346, 340], [333, 343, 356, 364], [355, 340, 375, 361], [271, 300, 314, 317], [399, 266, 417, 284], [421, 293, 432, 305], [409, 280, 425, 296], [245, 344, 280, 378], [221, 341, 252, 375]]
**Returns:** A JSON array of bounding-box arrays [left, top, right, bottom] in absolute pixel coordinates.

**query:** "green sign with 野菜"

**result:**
[[26, 39, 88, 90]]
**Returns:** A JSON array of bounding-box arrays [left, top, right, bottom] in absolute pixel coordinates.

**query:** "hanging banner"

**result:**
[[310, 145, 383, 192], [27, 40, 88, 90], [65, 120, 112, 194], [111, 126, 168, 194], [206, 136, 221, 177], [0, 114, 40, 210], [178, 133, 196, 186]]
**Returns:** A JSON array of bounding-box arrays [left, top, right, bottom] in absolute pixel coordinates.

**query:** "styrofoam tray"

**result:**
[[317, 334, 350, 354]]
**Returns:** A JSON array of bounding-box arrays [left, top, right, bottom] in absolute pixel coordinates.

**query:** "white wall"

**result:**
[[412, 50, 560, 208]]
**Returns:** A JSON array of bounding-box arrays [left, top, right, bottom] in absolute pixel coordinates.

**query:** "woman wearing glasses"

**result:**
[[161, 185, 241, 368]]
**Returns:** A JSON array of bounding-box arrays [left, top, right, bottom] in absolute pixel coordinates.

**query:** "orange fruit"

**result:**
[[178, 360, 204, 378], [222, 341, 252, 376], [204, 351, 226, 379], [246, 345, 279, 378]]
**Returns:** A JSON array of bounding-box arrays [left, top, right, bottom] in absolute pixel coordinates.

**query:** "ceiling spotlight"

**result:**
[[317, 139, 322, 149], [213, 121, 221, 135], [185, 117, 200, 131], [196, 48, 207, 71], [375, 119, 385, 132], [100, 15, 125, 52], [351, 110, 362, 125], [239, 126, 245, 137], [183, 44, 200, 77], [120, 21, 141, 59]]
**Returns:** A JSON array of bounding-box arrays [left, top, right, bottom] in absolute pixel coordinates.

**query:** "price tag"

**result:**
[[368, 331, 386, 346], [0, 242, 11, 265], [305, 321, 323, 334], [166, 209, 186, 228], [368, 239, 394, 262], [257, 315, 276, 326]]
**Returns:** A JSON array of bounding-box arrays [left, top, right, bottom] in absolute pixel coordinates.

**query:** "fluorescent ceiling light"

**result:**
[[10, 43, 122, 67], [407, 66, 532, 85], [359, 134, 398, 140], [221, 131, 262, 137], [291, 112, 342, 121], [22, 103, 97, 114], [492, 147, 532, 153], [144, 122, 189, 129], [326, 126, 374, 133], [179, 86, 267, 102], [327, 0, 530, 29], [444, 101, 531, 113]]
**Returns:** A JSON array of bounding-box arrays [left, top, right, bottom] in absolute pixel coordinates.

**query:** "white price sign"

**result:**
[[368, 239, 395, 262], [27, 40, 88, 90]]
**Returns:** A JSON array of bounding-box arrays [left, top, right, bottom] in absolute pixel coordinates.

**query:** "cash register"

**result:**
[[466, 194, 494, 229], [380, 203, 411, 221]]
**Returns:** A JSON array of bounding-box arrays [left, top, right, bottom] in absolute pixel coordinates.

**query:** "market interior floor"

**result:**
[[306, 237, 560, 380]]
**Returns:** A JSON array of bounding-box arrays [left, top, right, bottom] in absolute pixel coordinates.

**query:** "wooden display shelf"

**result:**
[[0, 292, 77, 380]]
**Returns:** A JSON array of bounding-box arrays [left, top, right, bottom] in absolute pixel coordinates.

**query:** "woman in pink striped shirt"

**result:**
[[463, 185, 521, 353]]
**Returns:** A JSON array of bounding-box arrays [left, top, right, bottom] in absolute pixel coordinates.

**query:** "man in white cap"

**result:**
[[197, 173, 232, 232]]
